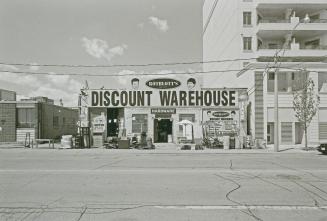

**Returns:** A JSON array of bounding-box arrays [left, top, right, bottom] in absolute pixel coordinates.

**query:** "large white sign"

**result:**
[[89, 89, 238, 108]]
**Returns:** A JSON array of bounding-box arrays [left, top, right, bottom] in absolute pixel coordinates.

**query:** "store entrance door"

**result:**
[[107, 108, 119, 137], [154, 119, 172, 143]]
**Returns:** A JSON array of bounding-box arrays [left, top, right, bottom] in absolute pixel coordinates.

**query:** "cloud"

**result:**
[[137, 23, 145, 29], [28, 84, 79, 107], [29, 63, 40, 71], [115, 70, 138, 85], [26, 75, 83, 107], [148, 16, 169, 32], [81, 37, 128, 61], [0, 64, 42, 87]]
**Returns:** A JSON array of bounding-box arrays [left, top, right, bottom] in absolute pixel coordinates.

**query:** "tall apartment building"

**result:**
[[203, 0, 327, 146]]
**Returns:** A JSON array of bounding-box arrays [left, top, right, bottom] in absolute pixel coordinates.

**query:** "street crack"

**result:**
[[214, 173, 263, 221]]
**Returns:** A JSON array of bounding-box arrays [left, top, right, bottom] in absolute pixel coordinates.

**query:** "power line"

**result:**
[[0, 57, 258, 68], [0, 66, 304, 77], [203, 0, 220, 35]]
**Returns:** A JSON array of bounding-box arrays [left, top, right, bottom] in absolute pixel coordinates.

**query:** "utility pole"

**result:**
[[272, 14, 310, 152], [274, 56, 279, 152]]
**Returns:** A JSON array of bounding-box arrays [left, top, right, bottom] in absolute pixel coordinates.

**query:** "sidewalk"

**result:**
[[0, 142, 318, 153]]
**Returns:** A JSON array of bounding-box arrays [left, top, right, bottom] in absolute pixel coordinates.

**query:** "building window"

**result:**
[[179, 114, 195, 133], [53, 116, 59, 128], [17, 108, 36, 128], [132, 114, 148, 133], [243, 37, 252, 51], [243, 12, 252, 26], [268, 72, 275, 80], [304, 39, 320, 49]]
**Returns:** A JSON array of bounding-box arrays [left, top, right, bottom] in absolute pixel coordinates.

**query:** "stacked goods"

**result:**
[[61, 135, 72, 149]]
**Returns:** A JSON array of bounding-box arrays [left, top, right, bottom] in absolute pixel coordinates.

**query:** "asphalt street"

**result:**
[[0, 148, 327, 221]]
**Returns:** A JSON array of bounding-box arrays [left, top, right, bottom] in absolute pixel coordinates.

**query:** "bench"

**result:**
[[34, 139, 55, 149]]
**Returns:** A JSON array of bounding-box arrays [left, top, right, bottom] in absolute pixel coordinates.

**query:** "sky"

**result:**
[[0, 0, 203, 107]]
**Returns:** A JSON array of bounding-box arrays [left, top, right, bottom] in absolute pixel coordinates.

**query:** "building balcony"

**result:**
[[257, 18, 327, 32], [256, 4, 327, 31], [256, 0, 327, 5], [256, 29, 327, 61], [257, 45, 327, 59]]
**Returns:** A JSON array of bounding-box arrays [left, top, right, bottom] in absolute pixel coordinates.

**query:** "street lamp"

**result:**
[[273, 13, 310, 152]]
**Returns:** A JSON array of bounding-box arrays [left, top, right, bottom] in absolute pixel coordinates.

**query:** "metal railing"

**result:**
[[303, 19, 327, 23], [258, 18, 327, 24], [300, 45, 327, 50], [258, 19, 290, 24], [258, 45, 327, 50], [257, 45, 288, 50]]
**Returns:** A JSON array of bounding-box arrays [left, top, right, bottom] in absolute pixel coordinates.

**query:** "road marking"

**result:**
[[154, 205, 327, 210], [0, 169, 326, 174]]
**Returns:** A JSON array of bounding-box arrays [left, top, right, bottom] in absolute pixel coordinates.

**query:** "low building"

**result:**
[[82, 76, 249, 148], [0, 91, 78, 143]]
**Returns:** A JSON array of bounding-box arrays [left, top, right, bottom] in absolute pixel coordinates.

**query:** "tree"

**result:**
[[293, 74, 320, 150]]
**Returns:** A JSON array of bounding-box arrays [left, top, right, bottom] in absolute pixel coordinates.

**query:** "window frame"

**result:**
[[16, 108, 36, 128], [243, 11, 252, 26], [243, 37, 252, 51], [132, 114, 148, 134]]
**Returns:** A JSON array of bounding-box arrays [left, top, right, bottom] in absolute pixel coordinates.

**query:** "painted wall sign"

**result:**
[[89, 89, 237, 108], [92, 115, 106, 133], [212, 111, 230, 118], [146, 78, 181, 89]]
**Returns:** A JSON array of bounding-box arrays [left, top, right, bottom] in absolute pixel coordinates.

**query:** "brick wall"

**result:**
[[40, 103, 78, 139], [0, 89, 16, 101], [0, 103, 16, 142]]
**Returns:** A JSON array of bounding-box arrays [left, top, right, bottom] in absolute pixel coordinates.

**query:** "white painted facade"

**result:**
[[203, 0, 327, 146]]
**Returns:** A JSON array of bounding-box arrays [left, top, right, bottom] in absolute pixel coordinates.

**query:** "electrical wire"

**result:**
[[0, 66, 304, 77], [203, 0, 220, 35], [0, 57, 259, 68]]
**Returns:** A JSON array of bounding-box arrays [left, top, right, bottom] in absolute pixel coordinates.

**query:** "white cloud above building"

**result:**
[[81, 37, 128, 61], [148, 16, 169, 32]]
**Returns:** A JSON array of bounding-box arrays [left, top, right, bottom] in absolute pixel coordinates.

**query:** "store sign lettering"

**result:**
[[151, 108, 176, 114], [212, 111, 230, 118], [90, 90, 237, 107], [146, 78, 181, 89]]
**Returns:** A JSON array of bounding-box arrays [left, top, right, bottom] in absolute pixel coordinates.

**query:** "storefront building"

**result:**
[[83, 77, 248, 148]]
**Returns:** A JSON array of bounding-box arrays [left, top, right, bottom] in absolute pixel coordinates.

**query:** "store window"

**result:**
[[17, 108, 36, 128], [267, 72, 307, 93], [243, 12, 252, 26], [243, 37, 252, 51], [267, 72, 275, 92], [132, 114, 148, 133], [179, 114, 195, 133]]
